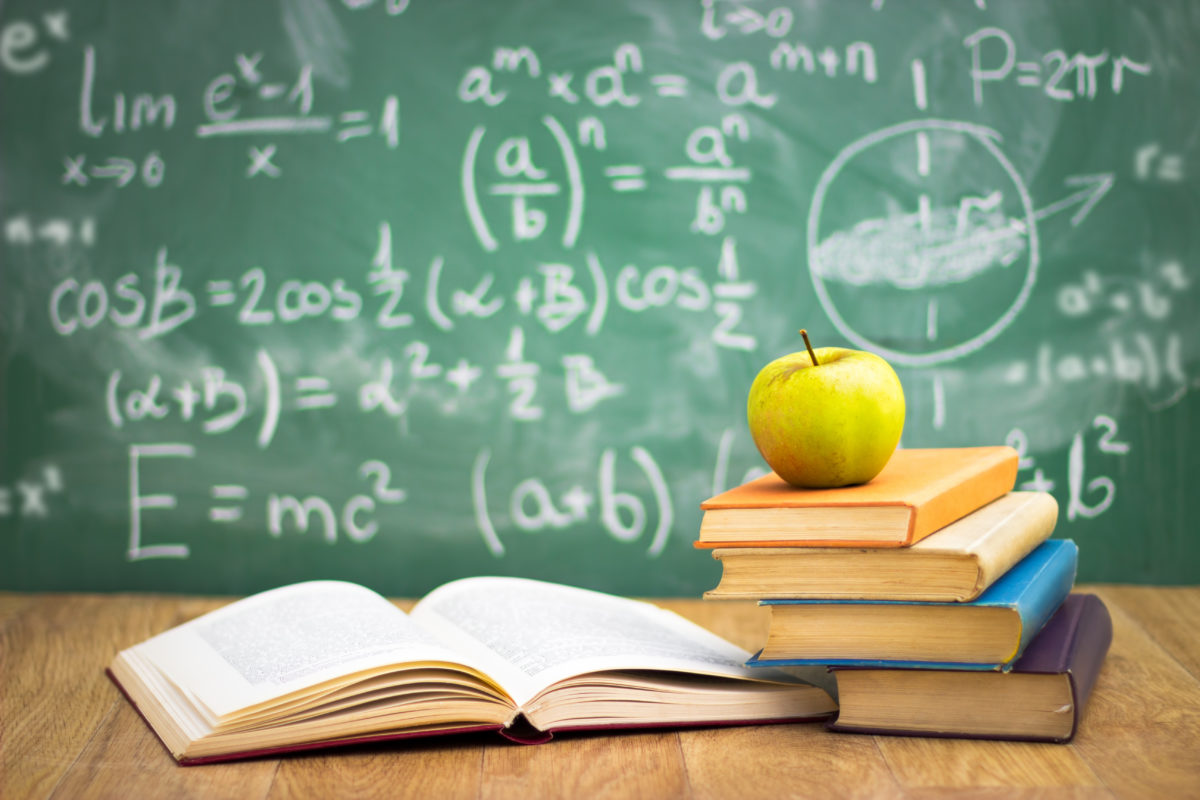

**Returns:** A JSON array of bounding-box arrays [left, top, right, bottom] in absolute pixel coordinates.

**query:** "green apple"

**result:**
[[747, 331, 905, 488]]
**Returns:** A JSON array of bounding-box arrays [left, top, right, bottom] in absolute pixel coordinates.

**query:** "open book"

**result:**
[[108, 577, 836, 764]]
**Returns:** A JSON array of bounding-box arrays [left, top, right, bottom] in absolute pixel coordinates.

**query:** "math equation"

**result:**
[[2, 0, 1197, 593]]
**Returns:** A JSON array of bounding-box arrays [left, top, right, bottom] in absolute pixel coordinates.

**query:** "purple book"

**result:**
[[828, 594, 1113, 743]]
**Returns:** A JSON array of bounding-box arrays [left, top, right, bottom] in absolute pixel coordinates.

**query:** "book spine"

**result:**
[[970, 493, 1060, 598], [1064, 595, 1114, 741], [909, 448, 1019, 542], [1009, 540, 1078, 661]]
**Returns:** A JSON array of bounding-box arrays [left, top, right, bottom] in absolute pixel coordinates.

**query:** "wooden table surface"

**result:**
[[3, 585, 1198, 799]]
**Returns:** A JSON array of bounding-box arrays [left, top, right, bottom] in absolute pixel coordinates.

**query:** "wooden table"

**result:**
[[3, 585, 1198, 799]]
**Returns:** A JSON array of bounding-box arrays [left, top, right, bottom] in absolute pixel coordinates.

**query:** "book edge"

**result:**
[[907, 450, 1019, 543], [1063, 595, 1114, 740], [968, 492, 1059, 597], [825, 719, 1077, 744], [106, 667, 511, 765], [694, 538, 909, 549], [1010, 540, 1080, 661], [746, 653, 1007, 671], [753, 540, 1071, 609], [112, 661, 836, 763], [822, 596, 1113, 743]]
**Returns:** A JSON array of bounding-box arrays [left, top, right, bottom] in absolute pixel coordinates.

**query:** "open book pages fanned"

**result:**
[[107, 577, 836, 763]]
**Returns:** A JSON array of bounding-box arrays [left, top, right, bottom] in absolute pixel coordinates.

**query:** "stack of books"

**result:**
[[697, 446, 1113, 743]]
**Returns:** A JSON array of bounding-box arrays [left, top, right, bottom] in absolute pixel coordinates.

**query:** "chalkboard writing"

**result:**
[[2, 0, 1197, 595]]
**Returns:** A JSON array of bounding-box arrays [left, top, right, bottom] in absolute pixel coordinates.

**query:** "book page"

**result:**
[[133, 581, 499, 719], [409, 577, 787, 706]]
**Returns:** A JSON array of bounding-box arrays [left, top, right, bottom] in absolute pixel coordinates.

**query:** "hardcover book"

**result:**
[[745, 539, 1078, 670], [107, 577, 836, 764], [827, 593, 1113, 742], [704, 492, 1058, 602], [696, 446, 1019, 548]]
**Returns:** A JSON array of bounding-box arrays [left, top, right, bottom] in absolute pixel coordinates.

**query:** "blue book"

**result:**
[[746, 539, 1077, 671]]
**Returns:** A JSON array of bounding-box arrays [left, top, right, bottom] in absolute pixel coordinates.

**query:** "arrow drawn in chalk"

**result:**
[[1032, 173, 1115, 227], [89, 158, 137, 186]]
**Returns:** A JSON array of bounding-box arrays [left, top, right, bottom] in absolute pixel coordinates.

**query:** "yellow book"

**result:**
[[705, 492, 1058, 602]]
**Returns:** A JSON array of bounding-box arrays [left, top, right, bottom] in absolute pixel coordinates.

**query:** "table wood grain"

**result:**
[[2, 585, 1198, 799]]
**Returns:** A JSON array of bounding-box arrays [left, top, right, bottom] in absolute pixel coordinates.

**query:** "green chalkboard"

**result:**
[[2, 0, 1198, 595]]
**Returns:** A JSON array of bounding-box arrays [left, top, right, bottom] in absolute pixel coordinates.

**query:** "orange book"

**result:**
[[696, 446, 1018, 548]]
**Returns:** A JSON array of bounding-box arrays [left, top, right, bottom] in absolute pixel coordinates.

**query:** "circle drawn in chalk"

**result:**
[[806, 119, 1040, 367]]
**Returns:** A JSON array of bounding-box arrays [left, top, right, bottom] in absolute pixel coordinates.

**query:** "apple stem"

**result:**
[[799, 329, 819, 366]]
